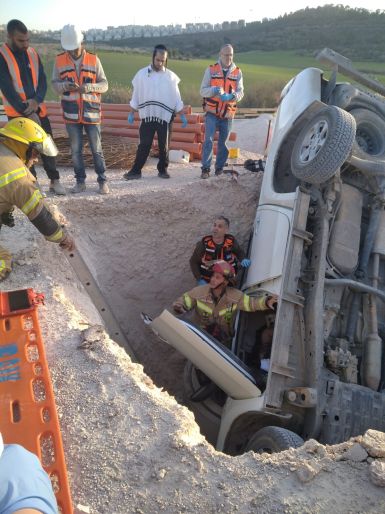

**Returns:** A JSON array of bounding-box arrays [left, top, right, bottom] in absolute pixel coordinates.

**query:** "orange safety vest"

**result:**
[[0, 44, 47, 118], [203, 63, 240, 119], [54, 51, 101, 124], [200, 234, 238, 280]]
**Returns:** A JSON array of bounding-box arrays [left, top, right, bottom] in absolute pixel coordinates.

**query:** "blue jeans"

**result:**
[[201, 113, 233, 171], [66, 123, 107, 183]]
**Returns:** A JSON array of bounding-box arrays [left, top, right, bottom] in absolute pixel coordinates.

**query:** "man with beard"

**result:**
[[0, 19, 66, 195], [123, 44, 187, 180]]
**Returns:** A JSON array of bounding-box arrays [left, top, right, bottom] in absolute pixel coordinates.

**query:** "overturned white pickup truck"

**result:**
[[150, 48, 385, 455]]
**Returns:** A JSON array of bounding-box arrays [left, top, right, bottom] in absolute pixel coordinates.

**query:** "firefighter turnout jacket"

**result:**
[[173, 284, 270, 347], [0, 142, 66, 246]]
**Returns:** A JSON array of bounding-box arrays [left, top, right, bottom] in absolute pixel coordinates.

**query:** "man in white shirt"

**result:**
[[123, 44, 187, 180]]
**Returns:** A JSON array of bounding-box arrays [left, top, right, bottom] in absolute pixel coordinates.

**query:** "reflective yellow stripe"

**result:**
[[0, 167, 27, 188], [257, 296, 267, 310], [197, 300, 213, 315], [183, 293, 193, 309], [21, 189, 43, 215], [219, 304, 237, 317], [243, 294, 252, 312], [0, 260, 5, 271], [46, 228, 63, 243]]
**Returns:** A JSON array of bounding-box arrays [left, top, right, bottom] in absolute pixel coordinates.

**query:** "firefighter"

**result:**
[[0, 117, 75, 281], [173, 261, 277, 348]]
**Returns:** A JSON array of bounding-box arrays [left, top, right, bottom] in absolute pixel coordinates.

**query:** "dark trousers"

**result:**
[[130, 120, 172, 174], [8, 114, 59, 181]]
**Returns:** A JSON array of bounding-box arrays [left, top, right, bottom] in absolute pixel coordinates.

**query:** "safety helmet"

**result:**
[[212, 261, 235, 279], [0, 118, 58, 157], [61, 24, 83, 51]]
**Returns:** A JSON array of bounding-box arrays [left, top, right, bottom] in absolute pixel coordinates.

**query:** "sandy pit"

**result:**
[[2, 118, 385, 513]]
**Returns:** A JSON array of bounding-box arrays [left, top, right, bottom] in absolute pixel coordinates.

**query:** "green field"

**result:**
[[41, 48, 385, 108]]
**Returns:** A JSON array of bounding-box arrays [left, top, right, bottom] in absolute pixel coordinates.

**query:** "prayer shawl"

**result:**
[[130, 65, 184, 124]]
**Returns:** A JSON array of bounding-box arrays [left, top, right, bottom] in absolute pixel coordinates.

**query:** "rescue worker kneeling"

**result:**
[[0, 117, 75, 281], [173, 261, 277, 348]]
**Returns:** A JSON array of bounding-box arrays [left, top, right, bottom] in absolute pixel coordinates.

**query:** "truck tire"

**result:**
[[349, 108, 385, 160], [245, 426, 304, 454], [291, 105, 356, 184], [183, 361, 217, 402]]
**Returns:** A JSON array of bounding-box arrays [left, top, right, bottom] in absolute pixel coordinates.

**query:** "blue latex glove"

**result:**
[[180, 113, 188, 128], [0, 444, 58, 514], [213, 86, 222, 96], [197, 278, 208, 286], [127, 111, 135, 124], [241, 258, 251, 268], [220, 93, 235, 102]]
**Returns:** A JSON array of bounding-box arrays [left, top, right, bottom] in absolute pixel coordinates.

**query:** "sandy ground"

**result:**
[[2, 118, 385, 513]]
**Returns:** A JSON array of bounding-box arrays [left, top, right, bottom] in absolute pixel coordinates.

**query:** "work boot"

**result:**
[[49, 179, 66, 195], [123, 171, 142, 180], [215, 168, 223, 176], [98, 182, 110, 195], [70, 182, 86, 194], [200, 170, 210, 179], [158, 172, 170, 179]]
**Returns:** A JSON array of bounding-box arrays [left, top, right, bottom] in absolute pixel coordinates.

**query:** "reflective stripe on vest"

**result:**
[[0, 167, 27, 188], [0, 45, 47, 117], [199, 234, 236, 279], [21, 189, 43, 215], [203, 63, 239, 119], [55, 51, 101, 124]]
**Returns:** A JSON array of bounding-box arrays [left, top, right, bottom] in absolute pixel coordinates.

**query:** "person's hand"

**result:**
[[23, 99, 39, 115], [197, 278, 207, 286], [241, 258, 251, 268], [213, 86, 223, 96], [127, 111, 135, 124], [220, 93, 234, 102], [180, 113, 188, 128], [78, 83, 88, 94], [59, 233, 75, 252], [66, 81, 80, 92], [173, 303, 186, 314], [266, 295, 278, 310]]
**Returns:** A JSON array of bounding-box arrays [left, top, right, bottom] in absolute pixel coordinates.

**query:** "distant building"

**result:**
[[33, 18, 249, 43]]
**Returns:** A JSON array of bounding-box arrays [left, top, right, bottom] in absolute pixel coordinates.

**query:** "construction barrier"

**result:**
[[0, 289, 73, 514]]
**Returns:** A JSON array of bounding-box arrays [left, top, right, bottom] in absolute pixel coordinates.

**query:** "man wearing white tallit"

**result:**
[[123, 44, 188, 180]]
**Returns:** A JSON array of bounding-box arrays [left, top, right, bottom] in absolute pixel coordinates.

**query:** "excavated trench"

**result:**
[[59, 172, 261, 442]]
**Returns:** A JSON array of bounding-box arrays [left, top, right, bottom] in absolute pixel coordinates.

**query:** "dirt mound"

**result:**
[[2, 119, 385, 513]]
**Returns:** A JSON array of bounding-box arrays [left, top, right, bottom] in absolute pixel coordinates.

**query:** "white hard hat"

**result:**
[[61, 24, 83, 51]]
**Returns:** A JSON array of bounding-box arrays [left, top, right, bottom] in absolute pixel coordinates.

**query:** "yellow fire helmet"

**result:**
[[0, 117, 58, 157]]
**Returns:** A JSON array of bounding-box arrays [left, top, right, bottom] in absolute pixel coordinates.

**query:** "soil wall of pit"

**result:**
[[60, 174, 262, 400]]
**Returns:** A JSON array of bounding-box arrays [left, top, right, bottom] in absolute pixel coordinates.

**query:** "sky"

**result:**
[[1, 0, 384, 31]]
